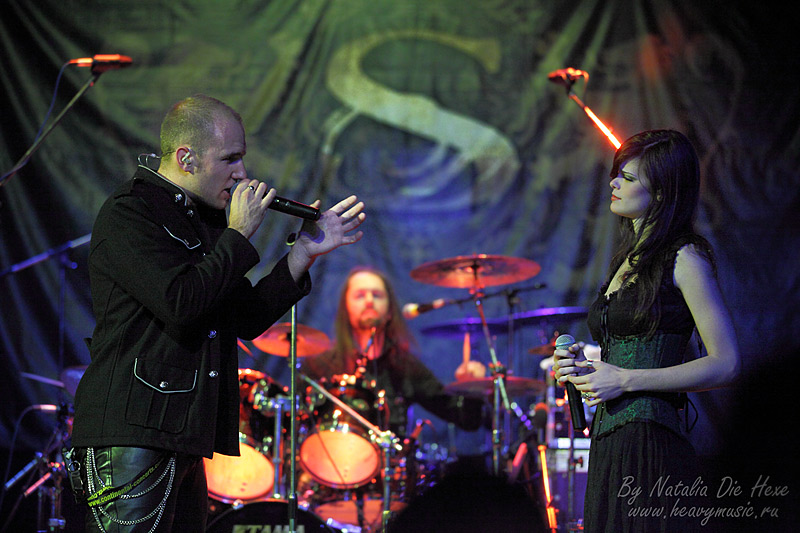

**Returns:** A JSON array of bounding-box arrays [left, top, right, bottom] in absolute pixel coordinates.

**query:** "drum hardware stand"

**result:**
[[467, 284, 511, 476], [3, 405, 72, 532], [456, 272, 545, 475], [560, 386, 585, 532], [566, 409, 579, 532], [544, 354, 582, 532], [260, 393, 292, 500], [0, 233, 91, 371], [1, 236, 88, 530], [497, 283, 544, 468]]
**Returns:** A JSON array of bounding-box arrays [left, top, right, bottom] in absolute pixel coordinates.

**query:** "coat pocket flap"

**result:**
[[133, 358, 197, 393]]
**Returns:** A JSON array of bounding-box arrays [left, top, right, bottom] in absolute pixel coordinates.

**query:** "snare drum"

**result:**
[[204, 369, 286, 503], [300, 382, 381, 489]]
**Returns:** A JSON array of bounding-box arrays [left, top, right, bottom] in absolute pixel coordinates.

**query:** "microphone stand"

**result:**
[[461, 262, 512, 476], [554, 75, 621, 150], [1, 72, 100, 188], [288, 306, 299, 533]]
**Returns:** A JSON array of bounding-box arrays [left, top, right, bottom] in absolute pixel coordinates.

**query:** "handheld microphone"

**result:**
[[402, 298, 453, 319], [269, 196, 320, 221], [555, 334, 586, 431], [69, 54, 133, 73]]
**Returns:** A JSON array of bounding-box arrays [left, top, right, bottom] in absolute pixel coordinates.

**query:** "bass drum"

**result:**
[[205, 500, 336, 532]]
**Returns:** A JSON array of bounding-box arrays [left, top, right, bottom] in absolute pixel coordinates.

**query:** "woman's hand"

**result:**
[[569, 359, 627, 407]]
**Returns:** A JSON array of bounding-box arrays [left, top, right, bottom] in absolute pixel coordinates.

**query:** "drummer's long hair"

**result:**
[[333, 266, 417, 356]]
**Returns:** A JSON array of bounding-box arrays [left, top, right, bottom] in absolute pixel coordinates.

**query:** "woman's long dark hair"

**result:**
[[608, 130, 713, 334], [332, 266, 417, 357]]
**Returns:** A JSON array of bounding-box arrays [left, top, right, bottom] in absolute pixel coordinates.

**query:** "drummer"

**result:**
[[302, 266, 487, 440]]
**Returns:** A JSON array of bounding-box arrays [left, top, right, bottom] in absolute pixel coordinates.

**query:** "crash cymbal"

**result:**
[[410, 254, 541, 289], [444, 376, 546, 397], [252, 322, 332, 357], [420, 317, 507, 339], [488, 306, 588, 328], [59, 365, 88, 396]]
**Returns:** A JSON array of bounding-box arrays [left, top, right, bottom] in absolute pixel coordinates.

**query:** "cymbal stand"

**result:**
[[0, 234, 91, 371], [468, 285, 511, 476]]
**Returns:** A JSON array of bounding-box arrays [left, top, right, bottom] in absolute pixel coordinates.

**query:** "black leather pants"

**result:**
[[82, 446, 207, 533]]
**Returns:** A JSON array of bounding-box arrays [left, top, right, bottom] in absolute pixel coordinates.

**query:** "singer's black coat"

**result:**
[[71, 166, 310, 458]]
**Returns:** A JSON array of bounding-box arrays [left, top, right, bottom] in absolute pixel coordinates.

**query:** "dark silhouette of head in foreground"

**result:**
[[388, 461, 548, 533]]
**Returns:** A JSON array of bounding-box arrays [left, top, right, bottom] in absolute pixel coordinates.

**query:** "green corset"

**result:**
[[591, 332, 692, 439]]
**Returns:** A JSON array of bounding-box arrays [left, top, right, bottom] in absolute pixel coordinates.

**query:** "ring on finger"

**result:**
[[581, 392, 592, 399], [248, 185, 255, 191]]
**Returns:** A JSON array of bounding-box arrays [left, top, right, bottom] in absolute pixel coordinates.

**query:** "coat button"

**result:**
[[159, 381, 169, 389], [187, 209, 194, 217], [208, 330, 217, 339], [209, 371, 219, 378], [174, 193, 183, 203]]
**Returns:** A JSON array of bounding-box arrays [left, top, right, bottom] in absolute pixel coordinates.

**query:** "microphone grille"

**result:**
[[555, 334, 575, 348]]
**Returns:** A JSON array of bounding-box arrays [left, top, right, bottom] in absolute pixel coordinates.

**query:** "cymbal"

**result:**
[[410, 254, 541, 288], [445, 376, 546, 397], [528, 341, 556, 356], [488, 306, 588, 328], [420, 317, 507, 339], [21, 372, 65, 389], [59, 365, 88, 396], [252, 322, 332, 357]]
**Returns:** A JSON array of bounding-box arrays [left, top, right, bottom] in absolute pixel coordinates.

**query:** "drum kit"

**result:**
[[13, 253, 590, 532], [210, 253, 589, 532]]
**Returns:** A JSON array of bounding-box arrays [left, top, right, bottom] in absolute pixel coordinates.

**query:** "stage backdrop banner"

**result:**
[[1, 0, 798, 465]]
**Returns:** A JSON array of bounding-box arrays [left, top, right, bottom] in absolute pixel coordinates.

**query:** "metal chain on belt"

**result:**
[[86, 447, 176, 533]]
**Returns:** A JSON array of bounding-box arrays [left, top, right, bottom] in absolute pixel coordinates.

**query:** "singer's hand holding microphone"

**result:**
[[553, 334, 599, 430], [229, 180, 278, 239]]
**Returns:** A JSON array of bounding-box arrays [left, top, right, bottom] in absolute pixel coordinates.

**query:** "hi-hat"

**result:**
[[252, 323, 331, 357], [445, 376, 546, 397], [411, 254, 541, 289]]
